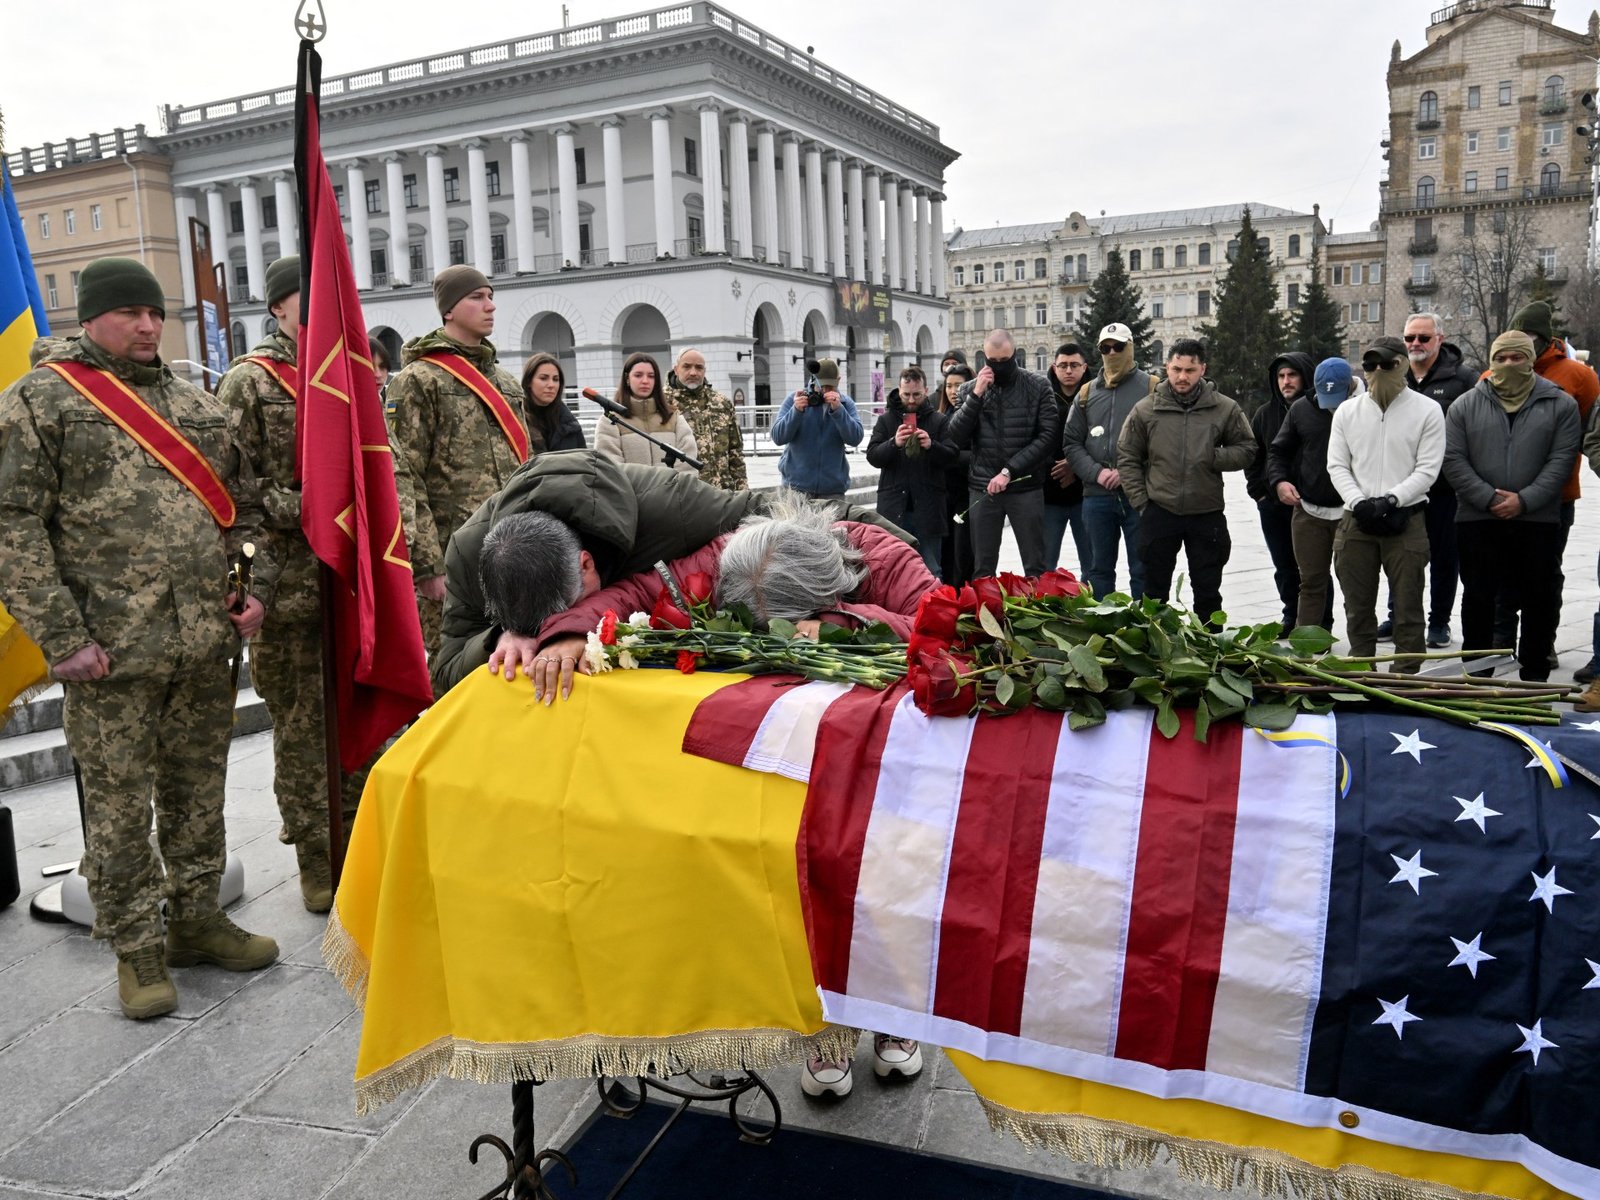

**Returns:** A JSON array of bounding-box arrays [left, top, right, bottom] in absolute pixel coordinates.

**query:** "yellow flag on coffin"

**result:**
[[0, 601, 48, 727]]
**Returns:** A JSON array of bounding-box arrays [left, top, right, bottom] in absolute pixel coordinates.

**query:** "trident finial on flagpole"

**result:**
[[294, 0, 327, 41]]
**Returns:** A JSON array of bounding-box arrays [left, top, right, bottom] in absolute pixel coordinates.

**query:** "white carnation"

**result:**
[[617, 649, 640, 670], [584, 630, 613, 674]]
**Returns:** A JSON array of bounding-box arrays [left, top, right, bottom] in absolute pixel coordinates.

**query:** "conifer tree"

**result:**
[[1292, 244, 1346, 364], [1196, 207, 1286, 410], [1076, 247, 1154, 374]]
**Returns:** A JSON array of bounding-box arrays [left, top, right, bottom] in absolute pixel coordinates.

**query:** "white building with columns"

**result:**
[[156, 3, 955, 410]]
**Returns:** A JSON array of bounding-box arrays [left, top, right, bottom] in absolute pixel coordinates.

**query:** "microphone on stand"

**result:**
[[581, 387, 632, 419]]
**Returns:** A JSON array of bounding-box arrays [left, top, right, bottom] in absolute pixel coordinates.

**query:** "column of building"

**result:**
[[697, 104, 726, 254], [238, 178, 266, 301], [343, 162, 372, 290], [728, 114, 753, 258]]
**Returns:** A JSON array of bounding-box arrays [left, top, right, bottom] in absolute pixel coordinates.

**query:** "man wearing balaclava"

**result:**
[[1326, 337, 1445, 671], [1248, 351, 1317, 628], [1442, 330, 1581, 683]]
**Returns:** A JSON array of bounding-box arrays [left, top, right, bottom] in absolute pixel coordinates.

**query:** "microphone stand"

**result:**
[[589, 400, 703, 472]]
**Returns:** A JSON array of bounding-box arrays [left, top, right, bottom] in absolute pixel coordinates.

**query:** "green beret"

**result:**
[[265, 256, 301, 309], [77, 257, 165, 323]]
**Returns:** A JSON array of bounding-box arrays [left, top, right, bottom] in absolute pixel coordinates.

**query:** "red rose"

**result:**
[[907, 641, 976, 717], [971, 577, 1005, 618], [953, 585, 978, 614], [998, 572, 1035, 599], [599, 611, 619, 645], [650, 589, 692, 630], [682, 571, 715, 609], [675, 650, 701, 674], [1033, 568, 1082, 598], [913, 586, 964, 643]]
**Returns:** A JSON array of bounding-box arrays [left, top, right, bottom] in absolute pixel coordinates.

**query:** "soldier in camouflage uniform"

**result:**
[[0, 258, 279, 1020], [387, 266, 531, 663], [667, 348, 747, 491], [218, 257, 337, 912]]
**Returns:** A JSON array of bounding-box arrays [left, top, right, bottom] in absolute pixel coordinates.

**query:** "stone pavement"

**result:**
[[3, 464, 1598, 1199]]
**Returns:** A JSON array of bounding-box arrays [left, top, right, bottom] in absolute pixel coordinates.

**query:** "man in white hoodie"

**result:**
[[1326, 336, 1446, 672]]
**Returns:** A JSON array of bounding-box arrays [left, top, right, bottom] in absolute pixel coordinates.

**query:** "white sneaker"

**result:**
[[872, 1034, 923, 1080], [800, 1055, 853, 1098]]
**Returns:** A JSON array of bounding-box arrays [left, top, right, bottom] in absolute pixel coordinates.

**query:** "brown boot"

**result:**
[[1576, 679, 1600, 713], [166, 912, 279, 971], [295, 839, 334, 913], [117, 943, 178, 1019]]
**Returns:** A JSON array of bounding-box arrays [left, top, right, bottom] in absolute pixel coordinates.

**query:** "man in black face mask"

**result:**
[[945, 329, 1061, 576]]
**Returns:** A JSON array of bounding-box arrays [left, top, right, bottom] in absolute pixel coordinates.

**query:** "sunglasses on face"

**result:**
[[1403, 334, 1434, 343], [1098, 341, 1127, 353]]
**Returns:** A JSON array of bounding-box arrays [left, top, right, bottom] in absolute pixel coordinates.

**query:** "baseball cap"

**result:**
[[1314, 357, 1352, 398], [1361, 336, 1407, 371], [1097, 322, 1134, 346]]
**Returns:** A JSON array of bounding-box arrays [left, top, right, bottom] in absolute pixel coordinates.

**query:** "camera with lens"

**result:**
[[802, 358, 828, 405]]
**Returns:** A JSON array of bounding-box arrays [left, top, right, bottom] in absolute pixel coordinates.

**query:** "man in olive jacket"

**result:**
[[432, 451, 911, 696], [1117, 339, 1257, 622]]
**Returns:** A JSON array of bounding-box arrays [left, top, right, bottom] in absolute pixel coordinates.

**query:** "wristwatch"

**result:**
[[1000, 467, 1011, 478]]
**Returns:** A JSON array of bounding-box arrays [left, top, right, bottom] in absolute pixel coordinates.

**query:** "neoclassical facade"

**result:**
[[152, 4, 955, 405]]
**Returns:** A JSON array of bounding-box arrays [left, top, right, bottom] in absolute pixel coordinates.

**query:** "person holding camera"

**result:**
[[1443, 330, 1580, 682], [1326, 337, 1446, 672], [770, 358, 863, 502], [866, 366, 956, 576]]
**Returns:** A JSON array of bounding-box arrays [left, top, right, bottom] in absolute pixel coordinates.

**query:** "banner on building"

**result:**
[[832, 279, 890, 330]]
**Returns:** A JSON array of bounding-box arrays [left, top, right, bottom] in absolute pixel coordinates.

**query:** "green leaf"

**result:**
[[853, 621, 902, 645], [1220, 669, 1254, 700], [1155, 697, 1180, 739], [1330, 691, 1366, 703], [1242, 703, 1299, 730], [725, 602, 756, 629], [1204, 677, 1246, 713], [1067, 709, 1106, 731], [1288, 625, 1337, 656], [1036, 676, 1068, 709], [1165, 657, 1213, 683], [977, 603, 1006, 640], [768, 617, 798, 640], [1066, 644, 1107, 692], [995, 674, 1016, 706], [1193, 698, 1212, 741], [1102, 688, 1137, 710]]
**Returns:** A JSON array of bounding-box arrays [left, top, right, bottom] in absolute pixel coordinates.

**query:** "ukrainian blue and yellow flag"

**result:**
[[0, 157, 51, 721]]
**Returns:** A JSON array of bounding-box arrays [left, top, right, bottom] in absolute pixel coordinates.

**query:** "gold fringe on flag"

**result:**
[[975, 1094, 1512, 1200]]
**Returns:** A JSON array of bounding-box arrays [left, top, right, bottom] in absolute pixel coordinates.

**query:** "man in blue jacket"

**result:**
[[770, 358, 863, 501]]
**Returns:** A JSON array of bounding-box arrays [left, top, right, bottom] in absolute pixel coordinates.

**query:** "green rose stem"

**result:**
[[952, 476, 1032, 525]]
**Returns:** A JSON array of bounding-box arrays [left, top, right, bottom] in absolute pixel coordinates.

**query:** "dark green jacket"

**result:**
[[432, 451, 909, 695]]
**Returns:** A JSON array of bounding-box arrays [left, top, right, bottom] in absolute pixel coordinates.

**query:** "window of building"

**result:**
[[1034, 257, 1047, 279], [1077, 253, 1089, 277], [1351, 263, 1363, 285], [1371, 261, 1382, 282], [684, 138, 698, 177], [954, 265, 965, 286], [1061, 255, 1074, 280], [365, 180, 382, 214], [1413, 261, 1433, 284], [1288, 282, 1300, 307], [1465, 170, 1478, 193], [953, 310, 966, 333], [1343, 303, 1353, 325], [1416, 176, 1435, 205], [1499, 80, 1512, 105], [1197, 243, 1211, 266], [1172, 293, 1190, 318], [575, 149, 587, 185], [973, 264, 984, 285], [1542, 162, 1562, 193], [1542, 124, 1563, 148], [1467, 131, 1479, 154], [90, 204, 102, 231], [1418, 91, 1438, 123], [1014, 260, 1025, 280], [70, 270, 80, 300], [1495, 167, 1509, 190], [443, 168, 460, 203], [409, 242, 426, 273], [1539, 246, 1558, 273], [371, 247, 388, 280], [1288, 234, 1302, 257], [1034, 302, 1047, 325], [333, 185, 347, 218], [37, 213, 49, 239], [1497, 127, 1511, 151], [449, 238, 465, 265], [1333, 264, 1344, 285], [64, 208, 76, 235], [44, 274, 57, 307], [972, 306, 984, 328], [261, 196, 277, 229], [1198, 290, 1211, 316], [229, 200, 245, 234], [1174, 244, 1187, 267], [1129, 249, 1142, 270], [1149, 299, 1164, 319], [1152, 247, 1164, 269], [1493, 210, 1507, 233], [1463, 212, 1476, 236], [404, 173, 418, 208], [1468, 85, 1480, 109], [1544, 75, 1565, 105], [994, 261, 1005, 281], [1368, 301, 1381, 324], [485, 160, 501, 198], [234, 264, 249, 293], [1226, 238, 1240, 262], [1035, 348, 1048, 371], [1013, 304, 1026, 326], [1418, 136, 1437, 160]]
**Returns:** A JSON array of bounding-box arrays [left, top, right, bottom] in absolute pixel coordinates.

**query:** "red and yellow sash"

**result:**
[[245, 355, 298, 400], [43, 360, 237, 528], [421, 351, 529, 463]]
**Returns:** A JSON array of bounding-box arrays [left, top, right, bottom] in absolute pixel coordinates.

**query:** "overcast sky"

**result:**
[[1, 0, 1553, 237]]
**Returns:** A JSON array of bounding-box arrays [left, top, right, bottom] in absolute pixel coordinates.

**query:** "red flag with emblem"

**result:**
[[294, 39, 431, 772]]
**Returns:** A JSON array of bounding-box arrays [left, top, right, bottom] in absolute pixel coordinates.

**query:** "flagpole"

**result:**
[[293, 24, 348, 888]]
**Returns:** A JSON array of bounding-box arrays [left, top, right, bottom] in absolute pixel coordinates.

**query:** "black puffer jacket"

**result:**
[[1266, 393, 1344, 509], [1408, 342, 1478, 498], [866, 389, 957, 538], [1247, 352, 1315, 500], [529, 398, 585, 453], [944, 369, 1060, 491]]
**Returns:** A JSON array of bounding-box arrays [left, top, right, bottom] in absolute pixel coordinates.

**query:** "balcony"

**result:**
[[1416, 118, 1441, 131], [1540, 96, 1568, 116], [1404, 278, 1439, 296], [1380, 178, 1588, 214], [490, 258, 510, 276], [1408, 236, 1438, 255]]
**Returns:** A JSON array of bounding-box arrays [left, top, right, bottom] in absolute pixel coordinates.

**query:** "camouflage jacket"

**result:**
[[0, 336, 271, 677], [667, 382, 747, 491], [218, 331, 315, 624], [387, 329, 530, 578]]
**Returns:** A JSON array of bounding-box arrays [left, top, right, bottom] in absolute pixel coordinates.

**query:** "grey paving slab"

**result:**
[[732, 1039, 937, 1150], [0, 1008, 174, 1157], [0, 964, 350, 1195], [0, 931, 115, 1050], [0, 1187, 76, 1200], [132, 1116, 368, 1200], [244, 1011, 405, 1135]]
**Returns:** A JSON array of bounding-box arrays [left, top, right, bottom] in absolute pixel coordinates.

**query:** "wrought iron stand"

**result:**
[[469, 1071, 781, 1199]]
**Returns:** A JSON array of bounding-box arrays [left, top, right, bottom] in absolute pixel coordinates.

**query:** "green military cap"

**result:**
[[265, 256, 301, 309], [77, 257, 165, 322]]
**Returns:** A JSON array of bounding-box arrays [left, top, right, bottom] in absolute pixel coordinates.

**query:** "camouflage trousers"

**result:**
[[250, 619, 374, 849], [416, 589, 442, 659], [64, 662, 232, 955]]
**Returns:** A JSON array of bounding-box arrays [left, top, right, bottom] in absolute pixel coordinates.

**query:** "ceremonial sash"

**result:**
[[245, 354, 298, 400], [420, 351, 529, 463], [43, 361, 237, 527]]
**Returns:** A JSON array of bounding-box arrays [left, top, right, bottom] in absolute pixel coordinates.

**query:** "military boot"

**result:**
[[166, 912, 279, 971], [295, 839, 334, 914], [117, 943, 178, 1020], [1576, 679, 1600, 713]]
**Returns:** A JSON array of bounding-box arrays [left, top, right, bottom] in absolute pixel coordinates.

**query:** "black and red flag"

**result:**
[[293, 38, 432, 781]]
